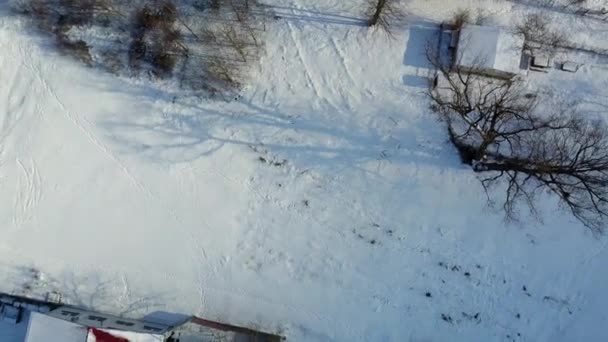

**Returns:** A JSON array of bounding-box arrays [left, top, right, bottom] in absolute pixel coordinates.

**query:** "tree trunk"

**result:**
[[368, 0, 387, 26], [474, 157, 556, 175]]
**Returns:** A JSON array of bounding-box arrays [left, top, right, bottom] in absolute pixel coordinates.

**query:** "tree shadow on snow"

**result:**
[[403, 21, 441, 69], [268, 5, 368, 27], [97, 89, 459, 183]]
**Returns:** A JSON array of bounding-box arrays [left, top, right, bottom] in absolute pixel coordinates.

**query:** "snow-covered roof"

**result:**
[[48, 306, 169, 335], [22, 310, 166, 342], [456, 24, 525, 76], [25, 312, 88, 342]]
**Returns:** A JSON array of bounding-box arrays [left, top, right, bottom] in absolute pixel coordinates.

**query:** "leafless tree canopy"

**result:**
[[13, 0, 269, 98], [427, 48, 608, 233], [516, 13, 569, 54], [365, 0, 403, 33], [449, 8, 471, 30]]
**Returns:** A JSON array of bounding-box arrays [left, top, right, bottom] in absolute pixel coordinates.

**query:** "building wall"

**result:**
[[456, 65, 516, 80], [48, 306, 169, 335], [25, 312, 88, 342]]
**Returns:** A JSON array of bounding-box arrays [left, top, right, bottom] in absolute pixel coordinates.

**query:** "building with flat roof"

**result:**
[[0, 293, 283, 342], [454, 24, 526, 79]]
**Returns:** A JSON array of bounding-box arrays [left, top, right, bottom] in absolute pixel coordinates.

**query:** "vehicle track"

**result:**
[[13, 158, 41, 227], [18, 42, 154, 199], [285, 21, 341, 110]]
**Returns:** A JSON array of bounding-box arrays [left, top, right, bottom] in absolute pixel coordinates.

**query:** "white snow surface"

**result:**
[[0, 0, 608, 341]]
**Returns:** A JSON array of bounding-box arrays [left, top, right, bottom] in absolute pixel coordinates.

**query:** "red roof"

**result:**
[[89, 328, 130, 342]]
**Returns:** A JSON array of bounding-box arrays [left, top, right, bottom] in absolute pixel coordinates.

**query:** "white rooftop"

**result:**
[[15, 311, 164, 342], [25, 312, 88, 342], [456, 24, 525, 76]]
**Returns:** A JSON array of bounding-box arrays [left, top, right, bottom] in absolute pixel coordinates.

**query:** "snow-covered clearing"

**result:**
[[0, 0, 607, 341]]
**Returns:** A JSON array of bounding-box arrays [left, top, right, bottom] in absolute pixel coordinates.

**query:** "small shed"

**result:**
[[454, 24, 526, 79], [562, 61, 579, 72]]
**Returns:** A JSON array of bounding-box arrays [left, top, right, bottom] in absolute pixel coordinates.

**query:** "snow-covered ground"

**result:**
[[1, 0, 608, 341]]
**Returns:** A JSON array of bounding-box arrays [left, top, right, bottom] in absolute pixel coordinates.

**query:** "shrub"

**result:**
[[55, 34, 93, 65], [207, 58, 241, 89], [516, 13, 569, 53], [100, 47, 124, 74], [130, 1, 183, 77], [158, 0, 177, 22], [13, 0, 48, 16], [128, 35, 147, 71], [151, 52, 176, 76], [133, 7, 165, 31], [57, 0, 95, 27], [133, 1, 176, 31]]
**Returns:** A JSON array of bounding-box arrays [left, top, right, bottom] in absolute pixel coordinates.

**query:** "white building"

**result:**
[[454, 24, 526, 79], [25, 310, 165, 342], [0, 293, 283, 342]]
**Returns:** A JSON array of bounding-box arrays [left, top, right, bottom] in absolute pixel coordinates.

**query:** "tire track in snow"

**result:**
[[158, 164, 215, 316], [0, 47, 43, 228], [329, 35, 356, 86], [284, 16, 357, 110], [13, 158, 41, 227], [285, 21, 337, 109], [328, 35, 358, 109], [0, 61, 34, 160], [18, 44, 153, 199], [12, 159, 25, 227], [0, 95, 24, 149]]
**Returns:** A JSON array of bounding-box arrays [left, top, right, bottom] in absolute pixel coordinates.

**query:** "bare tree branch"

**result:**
[[427, 43, 608, 233], [365, 0, 403, 35]]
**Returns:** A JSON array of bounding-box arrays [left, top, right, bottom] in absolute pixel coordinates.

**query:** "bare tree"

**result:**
[[449, 8, 471, 30], [427, 47, 608, 232], [365, 0, 402, 32], [128, 1, 188, 77], [189, 0, 266, 96], [516, 13, 569, 54], [14, 0, 268, 97]]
